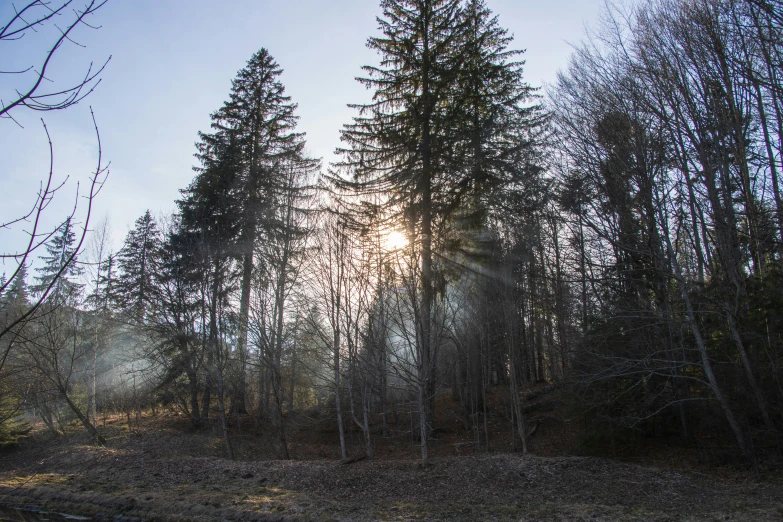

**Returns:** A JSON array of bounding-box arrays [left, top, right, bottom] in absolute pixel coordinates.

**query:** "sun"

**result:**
[[385, 230, 408, 251]]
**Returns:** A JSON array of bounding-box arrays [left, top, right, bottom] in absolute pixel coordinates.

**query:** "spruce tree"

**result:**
[[116, 210, 162, 322], [452, 0, 544, 229], [32, 217, 84, 303], [192, 48, 318, 416], [335, 0, 543, 465], [3, 265, 29, 311], [336, 0, 465, 466]]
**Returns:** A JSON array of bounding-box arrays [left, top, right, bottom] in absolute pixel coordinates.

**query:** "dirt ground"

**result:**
[[1, 419, 782, 522], [1, 387, 782, 521]]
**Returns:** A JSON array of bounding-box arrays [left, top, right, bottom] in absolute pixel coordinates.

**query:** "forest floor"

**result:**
[[1, 390, 781, 521]]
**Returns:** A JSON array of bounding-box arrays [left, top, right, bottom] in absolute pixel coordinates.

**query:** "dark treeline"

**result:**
[[551, 0, 783, 469], [1, 0, 781, 470]]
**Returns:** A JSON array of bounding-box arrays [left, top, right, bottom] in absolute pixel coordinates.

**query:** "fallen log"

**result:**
[[340, 455, 368, 465]]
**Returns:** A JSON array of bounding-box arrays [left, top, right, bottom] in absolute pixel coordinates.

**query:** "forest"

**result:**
[[1, 0, 783, 518]]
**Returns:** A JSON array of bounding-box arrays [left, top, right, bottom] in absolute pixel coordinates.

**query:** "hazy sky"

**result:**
[[0, 0, 607, 259]]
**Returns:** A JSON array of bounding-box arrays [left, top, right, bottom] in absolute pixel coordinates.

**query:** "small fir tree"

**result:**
[[116, 210, 162, 322], [32, 217, 84, 303]]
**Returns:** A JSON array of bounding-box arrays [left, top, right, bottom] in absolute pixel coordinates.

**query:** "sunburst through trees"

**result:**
[[4, 0, 782, 477]]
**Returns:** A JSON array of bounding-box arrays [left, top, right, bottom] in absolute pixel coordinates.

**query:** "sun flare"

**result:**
[[385, 230, 408, 251]]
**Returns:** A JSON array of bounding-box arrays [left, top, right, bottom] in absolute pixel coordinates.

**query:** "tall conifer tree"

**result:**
[[336, 0, 465, 466], [335, 0, 542, 465], [194, 48, 318, 414]]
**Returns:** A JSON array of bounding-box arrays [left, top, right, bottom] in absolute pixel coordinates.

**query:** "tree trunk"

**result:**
[[187, 366, 201, 428], [657, 197, 751, 462], [62, 390, 105, 445], [234, 248, 253, 415], [89, 339, 98, 424]]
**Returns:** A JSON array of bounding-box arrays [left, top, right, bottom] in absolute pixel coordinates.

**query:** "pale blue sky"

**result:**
[[1, 0, 607, 258]]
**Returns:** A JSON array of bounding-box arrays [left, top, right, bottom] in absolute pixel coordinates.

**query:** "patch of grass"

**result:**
[[0, 473, 67, 487]]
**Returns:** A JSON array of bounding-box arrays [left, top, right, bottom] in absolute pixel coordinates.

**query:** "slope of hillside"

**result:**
[[1, 424, 781, 522]]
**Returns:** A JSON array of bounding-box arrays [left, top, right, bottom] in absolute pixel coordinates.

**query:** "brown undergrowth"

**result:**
[[0, 389, 781, 521]]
